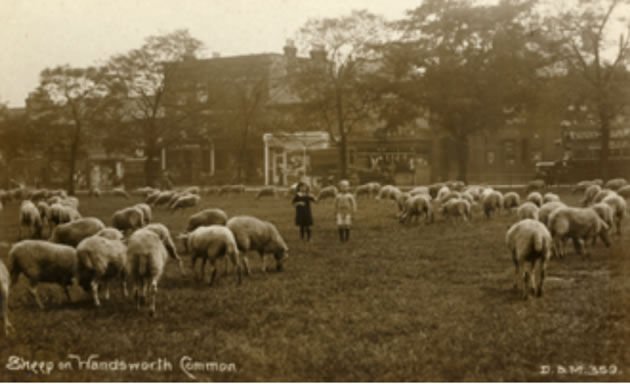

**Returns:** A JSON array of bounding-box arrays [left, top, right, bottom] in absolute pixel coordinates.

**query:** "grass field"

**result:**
[[0, 189, 629, 381]]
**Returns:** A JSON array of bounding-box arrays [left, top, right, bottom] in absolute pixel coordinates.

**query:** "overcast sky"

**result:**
[[0, 0, 422, 107]]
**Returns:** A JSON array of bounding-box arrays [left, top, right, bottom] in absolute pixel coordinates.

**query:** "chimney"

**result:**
[[309, 43, 326, 62], [283, 39, 297, 59]]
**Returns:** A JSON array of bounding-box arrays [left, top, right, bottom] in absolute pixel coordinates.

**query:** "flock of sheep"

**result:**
[[0, 184, 289, 336], [0, 177, 628, 337]]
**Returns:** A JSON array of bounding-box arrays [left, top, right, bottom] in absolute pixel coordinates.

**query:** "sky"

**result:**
[[0, 0, 421, 107]]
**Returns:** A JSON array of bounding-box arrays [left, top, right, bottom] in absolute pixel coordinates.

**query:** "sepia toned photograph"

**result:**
[[0, 0, 629, 381]]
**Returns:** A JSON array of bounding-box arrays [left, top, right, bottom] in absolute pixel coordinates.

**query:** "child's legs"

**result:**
[[299, 226, 305, 239], [305, 226, 311, 240]]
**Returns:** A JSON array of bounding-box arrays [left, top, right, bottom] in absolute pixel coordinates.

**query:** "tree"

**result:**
[[384, 0, 552, 182], [107, 29, 205, 186], [293, 10, 390, 179], [550, 0, 630, 179], [28, 65, 115, 193]]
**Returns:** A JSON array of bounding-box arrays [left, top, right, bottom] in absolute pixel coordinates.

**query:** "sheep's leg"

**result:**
[[571, 237, 582, 258], [536, 259, 546, 298], [90, 280, 101, 307], [260, 252, 267, 273], [522, 267, 530, 300], [149, 280, 158, 317], [191, 254, 199, 281], [103, 281, 110, 300], [64, 285, 73, 303], [223, 256, 229, 277], [28, 283, 44, 310], [242, 256, 251, 276], [231, 254, 242, 286], [121, 279, 129, 298], [200, 257, 207, 284], [1, 287, 13, 336], [512, 251, 519, 292], [208, 259, 217, 287]]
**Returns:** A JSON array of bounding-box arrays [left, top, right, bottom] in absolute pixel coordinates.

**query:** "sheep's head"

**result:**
[[274, 247, 288, 272]]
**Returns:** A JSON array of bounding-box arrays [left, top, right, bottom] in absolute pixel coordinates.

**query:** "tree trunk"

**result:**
[[237, 123, 250, 183], [145, 138, 158, 187], [339, 129, 348, 180], [455, 135, 469, 183], [599, 114, 610, 181], [67, 124, 81, 195]]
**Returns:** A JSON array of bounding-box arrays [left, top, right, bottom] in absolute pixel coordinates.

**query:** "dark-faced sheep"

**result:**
[[112, 206, 145, 234]]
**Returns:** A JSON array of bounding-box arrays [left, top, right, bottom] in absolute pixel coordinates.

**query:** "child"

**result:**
[[292, 182, 317, 241], [334, 180, 357, 242]]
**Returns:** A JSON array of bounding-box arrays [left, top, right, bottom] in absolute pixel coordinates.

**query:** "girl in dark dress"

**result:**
[[292, 182, 317, 241]]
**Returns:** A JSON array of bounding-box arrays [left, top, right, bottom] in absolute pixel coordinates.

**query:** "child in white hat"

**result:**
[[334, 179, 357, 242]]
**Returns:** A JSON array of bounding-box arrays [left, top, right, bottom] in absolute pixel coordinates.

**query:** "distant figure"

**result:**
[[292, 182, 317, 242], [161, 170, 173, 190], [334, 180, 357, 243]]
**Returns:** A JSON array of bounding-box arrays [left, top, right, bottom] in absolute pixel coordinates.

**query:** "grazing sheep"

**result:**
[[399, 194, 433, 225], [525, 179, 545, 194], [145, 191, 162, 205], [526, 192, 543, 207], [377, 185, 399, 200], [408, 186, 430, 197], [604, 178, 628, 191], [134, 203, 152, 224], [185, 208, 229, 233], [591, 202, 615, 237], [438, 191, 461, 206], [395, 191, 412, 214], [445, 180, 465, 191], [182, 186, 201, 195], [76, 234, 128, 306], [548, 207, 611, 258], [183, 225, 242, 286], [592, 189, 614, 205], [48, 203, 81, 227], [582, 184, 602, 206], [464, 186, 483, 201], [354, 183, 377, 199], [144, 223, 184, 274], [112, 206, 145, 234], [440, 198, 472, 222], [0, 260, 14, 335], [96, 227, 125, 241], [152, 191, 176, 207], [506, 219, 553, 299], [60, 196, 79, 210], [616, 185, 630, 200], [436, 186, 451, 203], [318, 186, 339, 201], [572, 180, 594, 194], [19, 200, 43, 239], [427, 183, 446, 199], [482, 191, 504, 219], [602, 193, 627, 235], [111, 187, 130, 199], [49, 217, 106, 247], [543, 193, 560, 204], [517, 202, 539, 221], [226, 216, 289, 274], [8, 240, 79, 309], [503, 192, 521, 212], [170, 194, 200, 212], [256, 186, 278, 199], [218, 184, 246, 195], [538, 201, 567, 226], [126, 228, 171, 316], [202, 186, 220, 195], [133, 186, 159, 197]]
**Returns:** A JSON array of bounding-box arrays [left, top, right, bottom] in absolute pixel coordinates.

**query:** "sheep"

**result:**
[[0, 259, 14, 335], [60, 196, 79, 210], [538, 201, 566, 226], [144, 223, 184, 274], [182, 186, 201, 195], [445, 180, 465, 191], [29, 189, 49, 201], [112, 206, 145, 234], [438, 191, 461, 206], [526, 192, 543, 207], [145, 190, 162, 205], [428, 183, 446, 198], [399, 194, 434, 225], [503, 192, 521, 212], [408, 186, 430, 197], [49, 217, 106, 247], [602, 193, 627, 235], [395, 191, 412, 214], [354, 183, 377, 199], [548, 207, 611, 258], [582, 184, 602, 206], [460, 191, 475, 206], [48, 203, 81, 228], [226, 216, 289, 274], [126, 228, 171, 316], [592, 189, 614, 205], [604, 178, 628, 191], [440, 198, 472, 222], [616, 185, 630, 200], [218, 184, 246, 195], [202, 186, 220, 195], [111, 187, 130, 199], [543, 193, 560, 204], [482, 191, 504, 219], [135, 203, 152, 224], [464, 185, 483, 201], [377, 185, 398, 200], [517, 202, 539, 221], [170, 194, 200, 212], [36, 201, 49, 226], [8, 240, 79, 309], [96, 227, 125, 241], [256, 186, 278, 199], [506, 219, 553, 299], [183, 225, 242, 286], [318, 186, 338, 201], [133, 186, 159, 197], [591, 202, 615, 238], [76, 234, 128, 306], [165, 191, 186, 208], [572, 180, 594, 194], [185, 208, 229, 233], [19, 200, 43, 239], [525, 179, 545, 194], [436, 186, 451, 203], [152, 191, 176, 207]]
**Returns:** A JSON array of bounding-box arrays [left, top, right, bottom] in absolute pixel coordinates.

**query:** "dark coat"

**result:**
[[293, 193, 315, 226]]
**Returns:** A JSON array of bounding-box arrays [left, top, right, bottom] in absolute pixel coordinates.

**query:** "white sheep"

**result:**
[[183, 225, 242, 286], [602, 193, 626, 235], [49, 217, 106, 247], [408, 186, 429, 197], [144, 223, 184, 274], [572, 180, 594, 194], [506, 219, 553, 299], [354, 184, 375, 199], [112, 206, 145, 234], [203, 186, 220, 195], [0, 259, 14, 335], [376, 185, 398, 200], [145, 190, 162, 205], [525, 179, 545, 194], [133, 186, 159, 197], [537, 201, 567, 226], [548, 207, 611, 258], [170, 194, 200, 211], [226, 216, 289, 274], [526, 191, 543, 207], [399, 194, 434, 225], [395, 191, 412, 214], [543, 193, 561, 204], [503, 192, 521, 212], [592, 189, 614, 205], [616, 185, 630, 200], [482, 191, 504, 219], [19, 200, 43, 239], [582, 184, 602, 206], [256, 186, 278, 199], [436, 186, 451, 203], [438, 191, 461, 206], [111, 187, 131, 199], [182, 186, 201, 195], [8, 240, 79, 309], [60, 196, 79, 210], [48, 203, 81, 228], [440, 198, 472, 222], [76, 234, 128, 306], [517, 202, 539, 221], [318, 186, 339, 201], [152, 191, 176, 207], [591, 202, 615, 237], [96, 227, 125, 240], [135, 203, 152, 224], [604, 178, 628, 191]]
